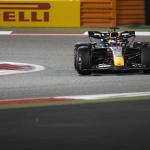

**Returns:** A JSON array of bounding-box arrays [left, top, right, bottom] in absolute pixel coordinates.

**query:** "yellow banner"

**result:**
[[0, 0, 80, 27]]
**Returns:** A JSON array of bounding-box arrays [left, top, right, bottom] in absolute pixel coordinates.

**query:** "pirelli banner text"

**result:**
[[0, 0, 80, 27]]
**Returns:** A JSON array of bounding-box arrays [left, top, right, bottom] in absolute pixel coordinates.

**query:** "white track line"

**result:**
[[55, 92, 150, 100], [1, 31, 150, 36], [135, 32, 150, 36], [0, 31, 12, 35], [84, 32, 150, 36]]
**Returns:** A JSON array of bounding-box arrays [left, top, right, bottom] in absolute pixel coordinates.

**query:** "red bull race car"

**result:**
[[74, 28, 150, 75]]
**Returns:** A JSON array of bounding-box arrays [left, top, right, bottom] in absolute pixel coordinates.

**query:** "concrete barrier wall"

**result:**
[[117, 0, 145, 25], [81, 0, 145, 27], [80, 0, 116, 27], [0, 0, 80, 27]]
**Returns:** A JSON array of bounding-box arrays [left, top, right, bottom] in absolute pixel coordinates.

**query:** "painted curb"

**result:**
[[0, 92, 150, 110], [0, 98, 78, 105], [11, 32, 85, 36], [0, 92, 150, 104], [0, 62, 45, 76]]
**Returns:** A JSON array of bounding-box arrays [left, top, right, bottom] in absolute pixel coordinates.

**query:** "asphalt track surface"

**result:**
[[0, 35, 150, 99], [0, 100, 150, 150], [0, 35, 150, 149]]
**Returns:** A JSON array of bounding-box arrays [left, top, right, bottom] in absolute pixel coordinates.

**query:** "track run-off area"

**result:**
[[0, 32, 150, 149]]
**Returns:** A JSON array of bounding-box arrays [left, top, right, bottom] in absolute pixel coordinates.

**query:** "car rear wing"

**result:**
[[88, 31, 135, 41]]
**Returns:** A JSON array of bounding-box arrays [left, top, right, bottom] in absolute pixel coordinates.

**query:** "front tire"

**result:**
[[75, 47, 92, 75]]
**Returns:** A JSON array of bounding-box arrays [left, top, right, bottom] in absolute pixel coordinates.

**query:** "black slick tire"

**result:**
[[141, 44, 150, 74], [75, 47, 92, 75]]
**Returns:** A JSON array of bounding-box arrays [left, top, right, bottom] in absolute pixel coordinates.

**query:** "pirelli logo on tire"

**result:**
[[0, 1, 80, 27]]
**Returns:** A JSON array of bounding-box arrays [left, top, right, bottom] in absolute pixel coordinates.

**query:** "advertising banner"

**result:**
[[0, 0, 80, 27]]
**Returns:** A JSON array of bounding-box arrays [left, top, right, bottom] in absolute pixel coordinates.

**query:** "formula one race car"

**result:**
[[74, 28, 150, 75]]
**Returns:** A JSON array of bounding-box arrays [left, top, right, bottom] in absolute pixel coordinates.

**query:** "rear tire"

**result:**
[[141, 44, 150, 74], [75, 47, 92, 75]]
